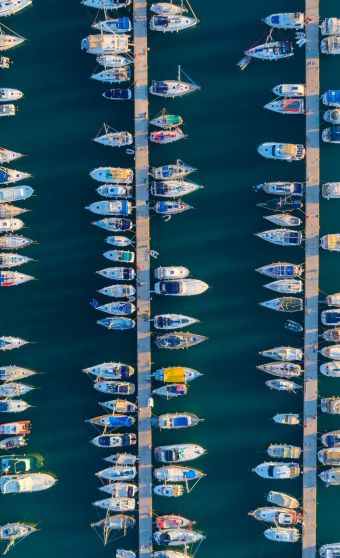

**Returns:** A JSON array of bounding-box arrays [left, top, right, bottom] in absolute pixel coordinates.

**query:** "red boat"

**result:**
[[0, 420, 31, 435], [150, 128, 186, 144], [155, 514, 195, 530], [264, 98, 304, 114]]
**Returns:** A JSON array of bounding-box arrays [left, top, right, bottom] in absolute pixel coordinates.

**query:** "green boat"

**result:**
[[0, 454, 44, 474], [150, 112, 183, 129]]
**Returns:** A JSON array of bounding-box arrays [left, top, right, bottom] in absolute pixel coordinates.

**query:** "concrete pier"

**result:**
[[303, 2, 320, 558], [133, 0, 152, 556]]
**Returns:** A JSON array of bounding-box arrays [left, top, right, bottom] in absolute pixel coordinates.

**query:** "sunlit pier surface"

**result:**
[[303, 1, 319, 557]]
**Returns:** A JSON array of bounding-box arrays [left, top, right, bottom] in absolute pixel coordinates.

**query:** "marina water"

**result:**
[[0, 0, 339, 557]]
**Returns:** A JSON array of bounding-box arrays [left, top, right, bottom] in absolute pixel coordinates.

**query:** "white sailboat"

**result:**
[[0, 0, 31, 17], [150, 65, 200, 98]]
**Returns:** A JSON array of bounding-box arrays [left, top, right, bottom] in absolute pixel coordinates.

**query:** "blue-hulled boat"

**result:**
[[92, 17, 132, 33], [322, 90, 340, 107], [321, 431, 340, 448], [87, 414, 135, 428], [97, 317, 135, 330], [322, 126, 340, 143], [102, 89, 132, 101]]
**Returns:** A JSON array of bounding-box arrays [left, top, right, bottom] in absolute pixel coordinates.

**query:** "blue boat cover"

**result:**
[[160, 281, 180, 294], [325, 435, 340, 448], [327, 90, 340, 103], [173, 417, 188, 427], [325, 311, 340, 325], [329, 127, 340, 141], [271, 15, 280, 23], [152, 81, 168, 94], [0, 402, 8, 411], [183, 469, 196, 479], [107, 416, 133, 427], [104, 89, 130, 99], [0, 169, 8, 184], [154, 16, 169, 25]]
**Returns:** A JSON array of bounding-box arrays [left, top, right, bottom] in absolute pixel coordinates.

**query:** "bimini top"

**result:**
[[0, 169, 9, 184], [329, 127, 340, 142], [159, 281, 181, 294], [152, 81, 169, 94], [323, 90, 340, 105]]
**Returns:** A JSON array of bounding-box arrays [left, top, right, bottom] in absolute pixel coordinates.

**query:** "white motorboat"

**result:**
[[96, 185, 132, 198], [245, 41, 293, 61], [151, 160, 194, 179], [0, 185, 33, 203], [272, 84, 305, 97], [318, 448, 340, 466], [252, 461, 300, 479], [264, 98, 304, 115], [0, 336, 28, 351], [0, 89, 23, 103], [96, 466, 136, 482], [263, 13, 304, 29], [151, 179, 201, 197], [320, 361, 340, 377], [321, 18, 340, 36], [257, 142, 305, 161], [265, 379, 301, 392], [154, 465, 204, 482], [104, 453, 137, 465], [0, 0, 31, 17], [0, 103, 15, 116], [90, 167, 133, 184], [0, 147, 22, 164], [259, 347, 303, 361], [273, 413, 300, 425], [86, 200, 132, 216], [154, 444, 206, 463], [153, 529, 204, 547], [103, 249, 134, 262], [96, 267, 135, 280], [98, 283, 135, 298], [321, 345, 340, 360], [150, 14, 197, 32], [322, 182, 340, 199], [263, 279, 303, 294], [91, 433, 136, 448], [94, 127, 133, 148], [156, 413, 201, 429], [81, 34, 129, 55], [92, 17, 132, 34], [0, 473, 56, 494], [155, 279, 208, 296], [93, 497, 135, 511], [0, 217, 23, 232], [81, 0, 131, 8], [267, 490, 299, 510], [98, 482, 137, 497], [150, 66, 200, 98], [321, 36, 340, 54], [249, 506, 302, 525], [0, 271, 34, 286], [96, 53, 131, 67], [264, 527, 300, 543], [154, 266, 189, 279], [154, 485, 184, 497], [0, 366, 36, 381], [319, 469, 340, 486], [254, 181, 303, 196], [264, 213, 301, 227], [321, 234, 340, 251], [259, 297, 303, 312], [322, 329, 340, 342], [256, 229, 303, 246], [257, 362, 302, 378], [92, 216, 133, 231], [267, 444, 301, 459], [320, 544, 340, 557], [91, 67, 131, 83], [152, 366, 202, 383], [153, 314, 198, 330], [150, 3, 186, 16], [105, 236, 133, 247], [0, 27, 25, 51]]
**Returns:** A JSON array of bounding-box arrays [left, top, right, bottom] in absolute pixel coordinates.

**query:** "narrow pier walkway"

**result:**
[[303, 2, 320, 558], [133, 0, 152, 557]]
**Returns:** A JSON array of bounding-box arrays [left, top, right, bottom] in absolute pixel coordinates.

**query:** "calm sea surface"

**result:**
[[0, 0, 339, 557]]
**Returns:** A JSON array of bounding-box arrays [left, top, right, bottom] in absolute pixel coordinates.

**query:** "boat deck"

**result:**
[[133, 0, 153, 556], [303, 2, 319, 557]]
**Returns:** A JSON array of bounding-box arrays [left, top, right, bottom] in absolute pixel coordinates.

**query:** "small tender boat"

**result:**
[[98, 283, 135, 298], [86, 200, 132, 216], [87, 414, 134, 428], [154, 266, 189, 279], [254, 181, 303, 196], [318, 448, 340, 465], [257, 143, 305, 161], [259, 297, 303, 313], [91, 433, 137, 448], [322, 330, 340, 343], [155, 515, 194, 530], [321, 396, 340, 415], [90, 167, 133, 184], [0, 400, 31, 413], [321, 431, 340, 447], [150, 3, 186, 16], [105, 236, 133, 247], [83, 362, 135, 380], [252, 462, 300, 479], [0, 185, 33, 203], [155, 332, 207, 350], [150, 115, 183, 130], [94, 381, 135, 395], [321, 345, 340, 360], [321, 234, 340, 251], [0, 336, 28, 351], [92, 17, 132, 33], [0, 204, 28, 218], [324, 109, 340, 124], [96, 54, 131, 67], [103, 249, 134, 262], [154, 200, 192, 215], [0, 473, 56, 494], [0, 103, 15, 116], [0, 435, 26, 450], [273, 84, 305, 97], [150, 129, 186, 144], [260, 346, 303, 362], [323, 182, 340, 199], [0, 253, 32, 269], [0, 271, 34, 286], [265, 379, 301, 392], [96, 267, 135, 280], [322, 127, 340, 143], [99, 400, 137, 413], [103, 88, 132, 100], [256, 229, 303, 246], [96, 466, 136, 481], [0, 453, 43, 474], [320, 544, 340, 558], [92, 218, 133, 232], [0, 217, 23, 232], [104, 453, 137, 465], [320, 361, 340, 377], [0, 89, 23, 103], [151, 179, 200, 197], [324, 292, 340, 307], [0, 382, 34, 399], [264, 213, 301, 227], [97, 317, 135, 330], [92, 300, 135, 316], [264, 98, 304, 115], [0, 28, 25, 51], [256, 262, 303, 279], [154, 444, 206, 463], [321, 310, 340, 326], [154, 485, 184, 497], [153, 529, 205, 547], [156, 413, 201, 430], [152, 367, 201, 383], [0, 366, 36, 382], [154, 465, 204, 482], [322, 90, 340, 107], [0, 147, 22, 164], [152, 384, 188, 398], [81, 0, 131, 7], [263, 279, 303, 294], [245, 41, 293, 61], [321, 18, 340, 36], [273, 413, 300, 425], [285, 319, 303, 332], [264, 527, 300, 543], [263, 12, 304, 29], [267, 444, 301, 459], [153, 314, 198, 330], [98, 482, 137, 497], [249, 506, 302, 525], [81, 33, 129, 55], [267, 490, 299, 510], [256, 197, 303, 212], [94, 130, 133, 149], [155, 279, 208, 296], [0, 420, 30, 435], [0, 0, 31, 17], [257, 362, 302, 378], [319, 469, 340, 486], [93, 497, 135, 511], [321, 36, 340, 54], [90, 515, 135, 532], [91, 67, 131, 84], [150, 66, 200, 98], [150, 14, 197, 32], [0, 235, 33, 250]]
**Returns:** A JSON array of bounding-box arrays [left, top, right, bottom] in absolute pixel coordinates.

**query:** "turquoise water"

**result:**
[[0, 0, 340, 557]]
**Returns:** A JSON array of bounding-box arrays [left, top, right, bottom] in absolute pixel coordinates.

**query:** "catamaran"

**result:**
[[150, 14, 197, 32], [256, 229, 303, 246], [155, 279, 208, 296], [272, 84, 305, 97], [254, 181, 303, 196], [264, 98, 304, 114], [150, 66, 200, 98], [92, 17, 132, 33], [263, 13, 304, 29], [81, 34, 130, 55], [257, 142, 305, 161], [91, 67, 131, 83]]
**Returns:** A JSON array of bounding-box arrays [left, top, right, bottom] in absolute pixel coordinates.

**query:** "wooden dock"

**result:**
[[303, 2, 320, 558], [133, 0, 153, 556]]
